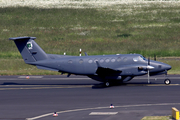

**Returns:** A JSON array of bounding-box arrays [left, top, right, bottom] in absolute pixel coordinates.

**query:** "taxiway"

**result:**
[[0, 75, 180, 120]]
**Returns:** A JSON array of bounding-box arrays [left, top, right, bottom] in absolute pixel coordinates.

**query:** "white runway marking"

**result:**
[[89, 112, 118, 115], [26, 103, 180, 120]]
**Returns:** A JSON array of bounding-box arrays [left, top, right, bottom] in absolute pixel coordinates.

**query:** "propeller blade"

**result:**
[[147, 56, 150, 83], [148, 57, 150, 65], [148, 69, 150, 84], [154, 54, 156, 61]]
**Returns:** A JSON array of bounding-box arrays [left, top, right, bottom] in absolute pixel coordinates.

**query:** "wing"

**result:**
[[95, 61, 122, 76]]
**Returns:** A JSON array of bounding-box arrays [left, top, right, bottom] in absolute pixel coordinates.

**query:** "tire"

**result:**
[[164, 79, 171, 85], [105, 82, 110, 87]]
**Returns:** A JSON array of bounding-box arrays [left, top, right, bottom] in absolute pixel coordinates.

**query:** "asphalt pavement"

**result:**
[[0, 75, 180, 120]]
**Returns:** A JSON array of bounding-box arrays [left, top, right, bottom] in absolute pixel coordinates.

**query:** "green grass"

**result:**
[[159, 59, 180, 74], [0, 59, 59, 75], [1, 3, 180, 75], [1, 4, 180, 58]]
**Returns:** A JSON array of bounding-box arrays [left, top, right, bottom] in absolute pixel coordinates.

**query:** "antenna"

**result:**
[[79, 48, 82, 56]]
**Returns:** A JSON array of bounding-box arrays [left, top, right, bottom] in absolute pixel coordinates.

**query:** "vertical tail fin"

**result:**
[[9, 37, 47, 63]]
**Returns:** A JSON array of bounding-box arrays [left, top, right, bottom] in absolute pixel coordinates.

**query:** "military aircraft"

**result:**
[[9, 36, 172, 86]]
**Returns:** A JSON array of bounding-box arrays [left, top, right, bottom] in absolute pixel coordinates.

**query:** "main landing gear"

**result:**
[[105, 82, 110, 87], [104, 81, 116, 87], [104, 81, 121, 87]]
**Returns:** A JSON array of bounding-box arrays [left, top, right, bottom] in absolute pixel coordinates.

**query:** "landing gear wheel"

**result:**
[[105, 82, 110, 87], [164, 79, 171, 85]]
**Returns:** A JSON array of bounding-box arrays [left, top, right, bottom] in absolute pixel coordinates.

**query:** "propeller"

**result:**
[[147, 57, 155, 84], [137, 56, 155, 83], [147, 54, 157, 83]]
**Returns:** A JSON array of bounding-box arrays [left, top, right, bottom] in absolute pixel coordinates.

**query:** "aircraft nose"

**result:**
[[165, 64, 172, 70], [159, 63, 171, 71]]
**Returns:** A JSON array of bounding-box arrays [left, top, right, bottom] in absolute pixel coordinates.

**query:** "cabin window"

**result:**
[[123, 57, 127, 62], [68, 60, 72, 64], [133, 57, 139, 62], [105, 58, 110, 63], [94, 59, 98, 63], [117, 57, 121, 62], [133, 56, 146, 62], [100, 59, 104, 63], [111, 58, 116, 62], [88, 59, 93, 63], [79, 59, 83, 64]]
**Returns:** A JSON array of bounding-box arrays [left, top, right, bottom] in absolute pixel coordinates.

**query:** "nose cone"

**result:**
[[150, 61, 171, 72], [163, 63, 171, 70]]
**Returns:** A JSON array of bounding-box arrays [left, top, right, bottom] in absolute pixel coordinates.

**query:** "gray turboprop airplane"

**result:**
[[9, 36, 172, 86]]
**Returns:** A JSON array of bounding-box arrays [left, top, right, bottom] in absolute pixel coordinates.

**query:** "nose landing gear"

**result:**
[[164, 70, 171, 85], [164, 79, 171, 85]]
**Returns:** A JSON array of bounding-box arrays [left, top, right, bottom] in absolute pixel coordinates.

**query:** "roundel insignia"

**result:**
[[27, 42, 33, 49]]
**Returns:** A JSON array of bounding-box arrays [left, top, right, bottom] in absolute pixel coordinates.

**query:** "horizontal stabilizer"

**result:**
[[36, 65, 59, 71], [9, 37, 36, 41]]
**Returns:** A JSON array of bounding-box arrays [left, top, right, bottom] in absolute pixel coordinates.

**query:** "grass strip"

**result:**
[[0, 4, 180, 58]]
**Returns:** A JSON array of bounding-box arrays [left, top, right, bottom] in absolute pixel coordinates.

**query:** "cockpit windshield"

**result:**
[[140, 56, 146, 60], [133, 56, 146, 62]]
